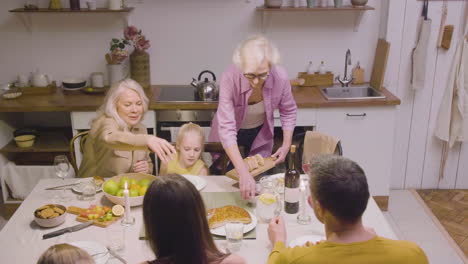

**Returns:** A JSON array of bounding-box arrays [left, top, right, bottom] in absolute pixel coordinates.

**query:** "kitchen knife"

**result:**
[[43, 221, 93, 240], [45, 182, 80, 190]]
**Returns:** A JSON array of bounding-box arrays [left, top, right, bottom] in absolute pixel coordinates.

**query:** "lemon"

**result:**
[[258, 193, 277, 205], [111, 204, 125, 216]]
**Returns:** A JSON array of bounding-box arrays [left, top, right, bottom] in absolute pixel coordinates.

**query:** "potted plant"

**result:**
[[105, 38, 130, 86], [125, 26, 151, 90]]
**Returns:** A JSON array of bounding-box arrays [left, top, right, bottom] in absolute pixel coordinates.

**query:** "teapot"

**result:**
[[32, 71, 50, 87], [191, 70, 218, 101]]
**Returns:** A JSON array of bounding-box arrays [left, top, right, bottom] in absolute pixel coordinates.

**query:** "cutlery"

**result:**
[[106, 246, 127, 264], [43, 221, 93, 239], [45, 182, 80, 190]]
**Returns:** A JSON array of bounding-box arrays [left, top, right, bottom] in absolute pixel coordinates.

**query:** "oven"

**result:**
[[154, 86, 216, 142]]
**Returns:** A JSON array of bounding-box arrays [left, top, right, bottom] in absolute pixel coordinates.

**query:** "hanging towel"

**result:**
[[434, 37, 468, 178], [302, 131, 339, 164], [411, 17, 432, 90]]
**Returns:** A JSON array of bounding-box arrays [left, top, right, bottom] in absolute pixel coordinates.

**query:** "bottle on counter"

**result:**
[[284, 145, 300, 214], [306, 61, 314, 74], [352, 61, 365, 84], [318, 61, 326, 74]]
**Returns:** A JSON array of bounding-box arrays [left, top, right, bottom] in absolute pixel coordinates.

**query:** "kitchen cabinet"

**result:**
[[315, 106, 395, 196]]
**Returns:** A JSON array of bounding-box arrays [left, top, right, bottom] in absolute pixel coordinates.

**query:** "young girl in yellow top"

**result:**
[[160, 123, 208, 176]]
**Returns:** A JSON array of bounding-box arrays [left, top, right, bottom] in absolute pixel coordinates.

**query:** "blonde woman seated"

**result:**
[[79, 79, 175, 178], [159, 123, 208, 176], [37, 243, 94, 264]]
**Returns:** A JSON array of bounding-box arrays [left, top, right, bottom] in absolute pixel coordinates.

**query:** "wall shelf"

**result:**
[[9, 7, 133, 32], [0, 129, 69, 154], [9, 7, 134, 13], [257, 5, 375, 32]]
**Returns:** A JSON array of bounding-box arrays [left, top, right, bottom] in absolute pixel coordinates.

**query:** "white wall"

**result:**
[[387, 0, 468, 189], [0, 0, 383, 85]]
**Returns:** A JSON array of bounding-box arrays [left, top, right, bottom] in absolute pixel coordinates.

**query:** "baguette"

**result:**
[[207, 205, 252, 229]]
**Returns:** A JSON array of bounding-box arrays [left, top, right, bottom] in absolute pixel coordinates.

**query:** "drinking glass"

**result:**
[[297, 177, 312, 225], [54, 155, 71, 202], [78, 180, 96, 201], [225, 221, 244, 252], [106, 224, 126, 253], [256, 177, 281, 223]]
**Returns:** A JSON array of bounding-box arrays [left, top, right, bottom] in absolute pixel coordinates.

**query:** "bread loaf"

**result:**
[[207, 205, 252, 229], [243, 154, 265, 172]]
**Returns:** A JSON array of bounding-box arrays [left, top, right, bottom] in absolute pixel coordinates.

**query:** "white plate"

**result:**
[[71, 179, 103, 194], [210, 210, 257, 236], [289, 234, 326, 247], [69, 241, 109, 264], [181, 175, 207, 191]]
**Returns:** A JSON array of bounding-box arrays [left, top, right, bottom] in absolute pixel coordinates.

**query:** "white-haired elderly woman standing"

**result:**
[[78, 79, 175, 178], [209, 36, 297, 199]]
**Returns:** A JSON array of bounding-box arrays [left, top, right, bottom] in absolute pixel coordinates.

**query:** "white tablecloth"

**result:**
[[0, 176, 396, 264]]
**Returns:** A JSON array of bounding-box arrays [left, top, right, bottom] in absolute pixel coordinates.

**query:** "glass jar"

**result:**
[[256, 177, 282, 223]]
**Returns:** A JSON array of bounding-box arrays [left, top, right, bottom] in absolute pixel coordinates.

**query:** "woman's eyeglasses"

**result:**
[[243, 72, 269, 81]]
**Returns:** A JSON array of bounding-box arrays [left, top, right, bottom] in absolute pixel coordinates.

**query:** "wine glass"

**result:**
[[54, 155, 71, 202]]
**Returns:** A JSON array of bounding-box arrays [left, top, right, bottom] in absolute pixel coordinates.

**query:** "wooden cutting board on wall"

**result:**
[[370, 39, 390, 90]]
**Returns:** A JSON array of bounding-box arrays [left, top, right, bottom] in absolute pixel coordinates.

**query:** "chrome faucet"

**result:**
[[336, 49, 353, 87]]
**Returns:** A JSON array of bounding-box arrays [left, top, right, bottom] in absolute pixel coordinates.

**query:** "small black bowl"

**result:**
[[14, 128, 39, 138], [62, 78, 86, 89]]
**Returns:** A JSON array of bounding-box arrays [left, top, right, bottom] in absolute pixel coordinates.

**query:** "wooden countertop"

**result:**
[[0, 85, 400, 112]]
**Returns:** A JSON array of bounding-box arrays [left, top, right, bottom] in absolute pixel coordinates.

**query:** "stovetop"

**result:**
[[157, 85, 217, 102]]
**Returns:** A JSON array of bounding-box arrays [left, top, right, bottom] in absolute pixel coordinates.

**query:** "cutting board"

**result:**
[[67, 206, 122, 228], [225, 157, 276, 181], [370, 39, 390, 90]]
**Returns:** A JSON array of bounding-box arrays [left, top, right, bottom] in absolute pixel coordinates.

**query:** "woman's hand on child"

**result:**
[[148, 137, 176, 163], [133, 160, 149, 174]]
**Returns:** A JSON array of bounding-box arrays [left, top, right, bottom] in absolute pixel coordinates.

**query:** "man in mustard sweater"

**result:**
[[267, 155, 429, 264]]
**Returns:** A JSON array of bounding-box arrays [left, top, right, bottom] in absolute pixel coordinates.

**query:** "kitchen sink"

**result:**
[[320, 86, 386, 100]]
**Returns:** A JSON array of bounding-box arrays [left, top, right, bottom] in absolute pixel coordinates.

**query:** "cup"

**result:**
[[86, 1, 97, 10], [79, 181, 96, 201], [17, 74, 29, 87], [91, 72, 104, 88], [225, 221, 243, 252], [106, 224, 126, 253], [109, 0, 122, 10], [107, 63, 129, 86], [333, 0, 342, 8]]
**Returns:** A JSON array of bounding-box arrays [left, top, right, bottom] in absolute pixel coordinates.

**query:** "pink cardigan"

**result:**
[[208, 64, 297, 158]]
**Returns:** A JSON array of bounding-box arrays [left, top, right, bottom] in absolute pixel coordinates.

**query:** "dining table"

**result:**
[[0, 175, 397, 264]]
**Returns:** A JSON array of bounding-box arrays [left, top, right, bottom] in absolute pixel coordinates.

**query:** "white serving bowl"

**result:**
[[103, 173, 156, 207], [34, 204, 67, 228]]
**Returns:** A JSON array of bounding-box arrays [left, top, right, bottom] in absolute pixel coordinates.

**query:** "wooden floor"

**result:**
[[417, 189, 468, 257]]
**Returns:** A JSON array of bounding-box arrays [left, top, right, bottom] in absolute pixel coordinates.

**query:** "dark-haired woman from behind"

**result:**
[[143, 174, 246, 264]]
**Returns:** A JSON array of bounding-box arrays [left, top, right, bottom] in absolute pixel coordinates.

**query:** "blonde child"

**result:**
[[160, 123, 208, 176], [37, 243, 94, 264]]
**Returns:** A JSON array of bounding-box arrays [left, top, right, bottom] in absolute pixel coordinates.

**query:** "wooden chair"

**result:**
[[69, 130, 89, 175]]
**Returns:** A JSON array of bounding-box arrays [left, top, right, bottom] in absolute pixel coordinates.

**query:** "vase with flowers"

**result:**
[[125, 26, 151, 90], [105, 38, 130, 86]]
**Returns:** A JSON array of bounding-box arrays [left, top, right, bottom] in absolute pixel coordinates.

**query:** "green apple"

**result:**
[[129, 189, 139, 197], [103, 180, 119, 196], [119, 176, 130, 189], [115, 189, 124, 197], [139, 179, 151, 187], [139, 185, 148, 196], [130, 179, 138, 186]]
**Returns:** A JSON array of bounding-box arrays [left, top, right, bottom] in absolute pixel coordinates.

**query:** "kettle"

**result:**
[[191, 70, 218, 101]]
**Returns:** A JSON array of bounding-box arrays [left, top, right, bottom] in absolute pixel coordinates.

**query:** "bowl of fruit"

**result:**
[[102, 173, 156, 207]]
